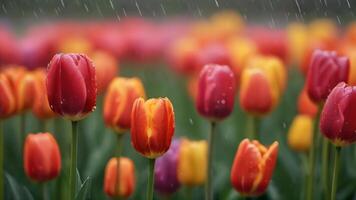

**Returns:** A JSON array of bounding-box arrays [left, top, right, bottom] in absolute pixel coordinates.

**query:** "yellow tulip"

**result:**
[[287, 115, 313, 152]]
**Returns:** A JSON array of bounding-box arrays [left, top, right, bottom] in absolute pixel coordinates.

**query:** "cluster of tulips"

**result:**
[[1, 10, 356, 200]]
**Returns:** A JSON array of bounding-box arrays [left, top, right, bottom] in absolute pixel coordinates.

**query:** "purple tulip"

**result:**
[[154, 139, 181, 195]]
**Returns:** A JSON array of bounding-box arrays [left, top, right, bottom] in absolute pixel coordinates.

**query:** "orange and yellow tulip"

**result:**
[[131, 97, 175, 158], [0, 73, 16, 118], [287, 115, 313, 152]]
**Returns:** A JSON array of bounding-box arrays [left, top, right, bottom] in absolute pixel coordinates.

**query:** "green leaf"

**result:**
[[5, 173, 33, 200], [75, 176, 92, 200]]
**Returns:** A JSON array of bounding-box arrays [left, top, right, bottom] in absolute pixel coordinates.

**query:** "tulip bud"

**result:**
[[287, 115, 313, 152], [196, 64, 236, 121], [46, 53, 97, 121], [320, 82, 356, 146], [32, 69, 56, 119], [239, 56, 286, 116], [297, 87, 318, 118], [24, 133, 61, 182], [177, 138, 207, 186], [231, 139, 278, 196], [131, 97, 175, 158], [11, 70, 37, 113], [154, 139, 181, 195], [0, 73, 16, 118], [91, 51, 119, 93], [306, 50, 349, 103], [103, 77, 145, 133], [104, 157, 135, 198]]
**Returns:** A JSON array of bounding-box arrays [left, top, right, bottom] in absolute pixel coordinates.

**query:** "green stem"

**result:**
[[321, 137, 330, 199], [185, 186, 192, 200], [146, 158, 156, 200], [331, 147, 341, 200], [0, 121, 3, 200], [205, 122, 216, 200], [300, 153, 309, 200], [20, 113, 26, 151], [115, 134, 123, 199], [40, 120, 49, 132], [70, 121, 79, 200], [246, 115, 260, 140], [42, 182, 48, 200]]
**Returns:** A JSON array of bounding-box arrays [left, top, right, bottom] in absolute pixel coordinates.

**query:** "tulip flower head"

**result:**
[[288, 115, 313, 152], [231, 139, 278, 196], [103, 77, 145, 133], [306, 49, 349, 103], [297, 87, 318, 118], [196, 64, 236, 121], [177, 138, 207, 186], [104, 157, 135, 198], [46, 53, 97, 121], [154, 139, 181, 195], [131, 97, 175, 158], [24, 133, 61, 182], [320, 82, 356, 146], [0, 73, 16, 118]]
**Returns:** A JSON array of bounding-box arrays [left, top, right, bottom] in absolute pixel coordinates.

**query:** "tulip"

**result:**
[[131, 97, 175, 200], [103, 77, 145, 133], [196, 64, 236, 121], [177, 139, 207, 186], [231, 139, 278, 197], [11, 70, 37, 113], [287, 23, 308, 65], [0, 73, 16, 119], [57, 37, 93, 55], [306, 49, 349, 103], [297, 87, 318, 118], [154, 139, 181, 195], [91, 51, 119, 93], [104, 157, 135, 198], [47, 53, 96, 200], [24, 133, 61, 182], [287, 115, 313, 152], [195, 44, 232, 73]]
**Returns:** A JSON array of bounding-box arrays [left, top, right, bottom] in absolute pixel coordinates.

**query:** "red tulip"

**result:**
[[131, 97, 175, 158], [320, 82, 356, 146], [24, 133, 61, 182], [306, 50, 349, 103], [231, 139, 278, 196], [196, 64, 236, 121], [46, 53, 97, 121]]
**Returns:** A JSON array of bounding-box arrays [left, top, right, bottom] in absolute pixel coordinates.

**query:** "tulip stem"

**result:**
[[205, 122, 216, 200], [116, 134, 123, 199], [185, 187, 192, 200], [42, 183, 48, 200], [331, 147, 341, 200], [70, 121, 79, 200], [0, 120, 3, 200], [321, 137, 330, 199], [20, 113, 26, 151], [306, 106, 321, 200], [40, 120, 49, 132], [146, 158, 156, 200], [246, 115, 259, 139]]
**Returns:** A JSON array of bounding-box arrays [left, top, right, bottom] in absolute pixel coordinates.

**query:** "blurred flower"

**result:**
[[320, 82, 356, 146], [0, 73, 16, 118], [131, 97, 175, 158], [104, 157, 135, 198], [239, 56, 286, 116], [0, 27, 19, 66], [103, 77, 145, 133], [297, 87, 318, 118], [177, 138, 207, 186], [154, 139, 181, 195], [338, 46, 356, 86], [13, 70, 37, 113], [195, 43, 232, 72], [91, 51, 119, 93], [57, 37, 93, 55], [196, 64, 236, 121], [209, 11, 244, 41], [187, 76, 198, 101], [46, 53, 97, 121], [306, 50, 349, 103], [287, 23, 308, 65], [32, 69, 56, 119], [287, 115, 313, 152], [308, 19, 339, 50], [231, 139, 278, 196], [24, 133, 61, 182]]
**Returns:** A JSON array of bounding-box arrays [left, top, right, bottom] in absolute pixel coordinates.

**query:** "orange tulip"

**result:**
[[103, 77, 145, 133], [131, 97, 175, 158], [239, 56, 286, 115], [91, 51, 119, 93], [24, 133, 61, 182], [297, 87, 318, 118], [57, 37, 93, 55], [287, 115, 313, 152], [32, 69, 56, 119], [104, 157, 135, 198], [231, 139, 278, 196], [0, 73, 16, 118], [287, 23, 308, 65]]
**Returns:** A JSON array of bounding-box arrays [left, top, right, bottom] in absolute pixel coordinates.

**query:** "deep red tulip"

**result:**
[[320, 82, 356, 146], [306, 49, 349, 103], [24, 133, 61, 182], [131, 97, 175, 158], [196, 64, 236, 121], [231, 139, 278, 196], [46, 53, 97, 121]]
